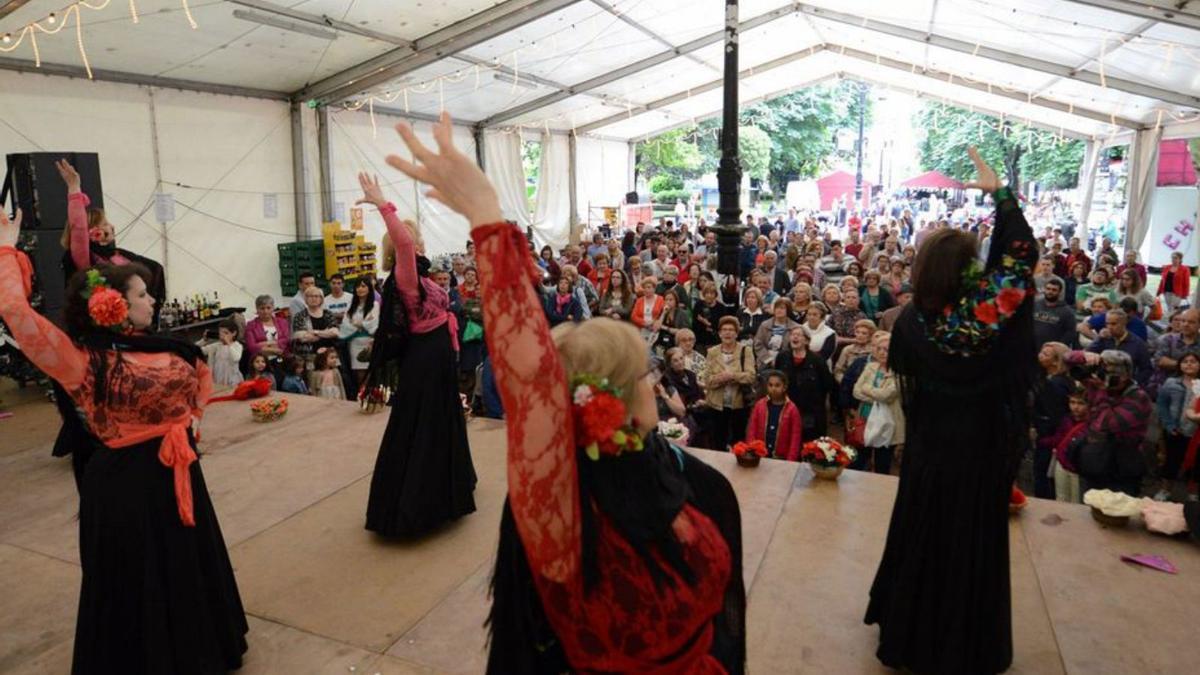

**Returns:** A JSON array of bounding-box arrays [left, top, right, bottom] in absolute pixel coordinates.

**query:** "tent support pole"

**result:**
[[568, 131, 578, 231], [290, 101, 310, 241], [147, 88, 168, 292], [317, 106, 334, 223]]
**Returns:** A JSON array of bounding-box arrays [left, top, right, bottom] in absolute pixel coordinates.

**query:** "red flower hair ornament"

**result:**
[[570, 374, 644, 461], [81, 269, 129, 329]]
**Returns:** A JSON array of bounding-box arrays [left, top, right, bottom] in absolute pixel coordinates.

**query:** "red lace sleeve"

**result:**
[[380, 203, 419, 306], [68, 192, 92, 272], [0, 247, 89, 391], [471, 223, 579, 583]]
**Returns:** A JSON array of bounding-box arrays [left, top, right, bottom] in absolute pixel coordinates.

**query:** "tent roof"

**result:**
[[901, 170, 965, 190], [2, 0, 1199, 141]]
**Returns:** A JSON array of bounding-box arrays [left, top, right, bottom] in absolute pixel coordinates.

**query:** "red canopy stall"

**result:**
[[816, 171, 873, 211]]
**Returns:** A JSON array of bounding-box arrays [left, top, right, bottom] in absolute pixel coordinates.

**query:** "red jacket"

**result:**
[[746, 398, 803, 461], [630, 295, 665, 328], [1156, 263, 1191, 298]]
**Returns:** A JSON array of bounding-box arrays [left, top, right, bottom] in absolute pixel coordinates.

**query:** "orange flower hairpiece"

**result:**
[[81, 269, 128, 329]]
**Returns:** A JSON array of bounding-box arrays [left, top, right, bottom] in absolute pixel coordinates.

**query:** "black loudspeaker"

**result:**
[[22, 228, 68, 324], [3, 152, 104, 230], [625, 191, 639, 205]]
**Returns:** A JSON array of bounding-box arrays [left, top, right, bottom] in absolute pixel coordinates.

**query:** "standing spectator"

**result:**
[[245, 294, 291, 365], [200, 319, 245, 388], [1154, 352, 1200, 501], [1157, 250, 1191, 314], [692, 284, 727, 350], [289, 270, 317, 318], [754, 298, 801, 369], [705, 316, 757, 450], [626, 255, 645, 289], [831, 289, 868, 343], [745, 370, 803, 461], [1151, 309, 1200, 394], [323, 273, 352, 323], [818, 240, 851, 285], [859, 270, 895, 322], [834, 319, 877, 383], [1048, 385, 1089, 503], [280, 355, 310, 395], [291, 285, 341, 369], [1066, 350, 1151, 497], [675, 329, 708, 387], [1065, 237, 1092, 277], [877, 283, 912, 333], [852, 332, 904, 474], [1086, 309, 1153, 386], [802, 302, 837, 365], [1032, 342, 1073, 498], [737, 287, 767, 343], [1116, 249, 1147, 286], [775, 327, 836, 441], [339, 277, 379, 389], [1033, 277, 1078, 349]]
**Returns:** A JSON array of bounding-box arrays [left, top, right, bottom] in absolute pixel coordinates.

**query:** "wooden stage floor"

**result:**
[[1, 391, 1197, 673]]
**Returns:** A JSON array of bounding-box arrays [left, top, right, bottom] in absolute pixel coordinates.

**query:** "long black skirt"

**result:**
[[73, 436, 248, 674], [365, 324, 477, 537]]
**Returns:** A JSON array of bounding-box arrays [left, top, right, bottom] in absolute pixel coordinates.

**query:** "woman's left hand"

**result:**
[[0, 208, 22, 248], [355, 172, 388, 209]]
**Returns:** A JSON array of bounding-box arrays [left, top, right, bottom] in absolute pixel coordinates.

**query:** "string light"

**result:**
[[0, 2, 198, 79]]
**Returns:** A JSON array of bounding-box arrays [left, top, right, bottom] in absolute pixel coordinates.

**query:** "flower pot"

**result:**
[[736, 454, 761, 468], [811, 464, 843, 480]]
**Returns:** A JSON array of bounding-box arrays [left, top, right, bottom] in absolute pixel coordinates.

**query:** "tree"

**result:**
[[916, 103, 1085, 190], [637, 128, 703, 179], [738, 126, 772, 182]]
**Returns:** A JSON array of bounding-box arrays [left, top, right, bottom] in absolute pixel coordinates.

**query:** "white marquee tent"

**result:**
[[2, 0, 1200, 304]]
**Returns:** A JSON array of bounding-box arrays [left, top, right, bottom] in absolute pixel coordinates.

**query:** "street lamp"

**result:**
[[710, 0, 744, 276]]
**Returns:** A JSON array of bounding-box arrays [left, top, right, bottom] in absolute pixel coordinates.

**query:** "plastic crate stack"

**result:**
[[277, 240, 327, 296]]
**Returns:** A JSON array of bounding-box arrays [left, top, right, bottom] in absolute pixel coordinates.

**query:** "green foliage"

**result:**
[[648, 174, 684, 193], [651, 188, 692, 205], [916, 103, 1084, 189], [638, 81, 870, 193]]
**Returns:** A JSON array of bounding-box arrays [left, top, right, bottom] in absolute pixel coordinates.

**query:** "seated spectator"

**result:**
[[1082, 298, 1148, 343], [1116, 268, 1155, 318], [656, 265, 690, 309], [746, 370, 803, 461], [537, 244, 562, 284], [597, 268, 634, 320], [648, 357, 689, 423], [1033, 277, 1078, 349], [544, 277, 584, 327], [818, 240, 851, 284], [852, 332, 904, 475], [560, 264, 596, 318], [246, 353, 276, 390], [1074, 267, 1117, 313], [1116, 249, 1147, 287], [654, 290, 691, 353], [775, 327, 835, 441], [1076, 296, 1113, 344], [280, 355, 310, 395], [664, 347, 705, 415], [1064, 260, 1089, 310], [588, 252, 613, 295]]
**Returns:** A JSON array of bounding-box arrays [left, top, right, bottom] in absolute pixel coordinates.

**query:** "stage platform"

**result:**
[[1, 391, 1198, 673]]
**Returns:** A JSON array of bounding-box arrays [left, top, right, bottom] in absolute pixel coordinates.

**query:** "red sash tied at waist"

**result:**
[[109, 420, 198, 527]]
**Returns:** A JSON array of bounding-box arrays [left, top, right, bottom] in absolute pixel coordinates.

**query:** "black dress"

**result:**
[[865, 196, 1037, 674], [365, 273, 477, 537]]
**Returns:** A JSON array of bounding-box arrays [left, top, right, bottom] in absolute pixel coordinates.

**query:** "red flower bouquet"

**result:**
[[88, 287, 128, 328], [571, 375, 643, 461], [732, 440, 767, 467], [250, 397, 288, 422], [800, 437, 857, 479]]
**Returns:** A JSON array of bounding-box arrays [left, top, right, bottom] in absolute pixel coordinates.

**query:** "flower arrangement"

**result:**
[[571, 374, 644, 461], [732, 439, 767, 467], [81, 269, 128, 329], [657, 418, 690, 446], [250, 397, 288, 422], [801, 437, 856, 479], [1009, 486, 1028, 515], [358, 385, 392, 414]]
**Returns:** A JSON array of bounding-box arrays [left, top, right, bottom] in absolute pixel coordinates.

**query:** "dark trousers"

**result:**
[[709, 407, 750, 451], [851, 445, 894, 474], [1162, 432, 1191, 481], [1033, 443, 1056, 499]]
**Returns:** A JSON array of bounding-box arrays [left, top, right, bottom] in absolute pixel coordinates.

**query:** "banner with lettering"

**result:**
[[1142, 186, 1200, 266]]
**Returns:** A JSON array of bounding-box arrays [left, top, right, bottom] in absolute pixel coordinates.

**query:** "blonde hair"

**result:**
[[551, 318, 646, 408]]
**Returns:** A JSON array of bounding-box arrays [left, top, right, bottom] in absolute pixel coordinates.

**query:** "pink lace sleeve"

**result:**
[[68, 192, 92, 272], [0, 247, 89, 391], [471, 223, 579, 582], [379, 203, 419, 306]]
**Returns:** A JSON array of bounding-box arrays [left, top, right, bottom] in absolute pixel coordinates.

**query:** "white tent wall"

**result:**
[[1126, 127, 1166, 255], [532, 132, 571, 251], [326, 108, 476, 260], [0, 70, 301, 307], [483, 130, 533, 232], [575, 136, 632, 222]]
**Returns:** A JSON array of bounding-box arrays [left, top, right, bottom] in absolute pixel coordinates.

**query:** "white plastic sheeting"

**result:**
[[0, 69, 298, 308], [1125, 127, 1166, 254], [482, 130, 534, 232], [574, 136, 632, 219], [533, 133, 572, 251], [325, 108, 476, 259]]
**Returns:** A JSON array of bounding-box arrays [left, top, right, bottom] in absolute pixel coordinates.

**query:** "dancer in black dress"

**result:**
[[358, 173, 477, 537], [865, 148, 1038, 674], [0, 209, 247, 674]]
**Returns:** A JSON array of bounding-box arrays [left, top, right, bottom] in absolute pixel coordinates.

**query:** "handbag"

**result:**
[[846, 415, 866, 447], [864, 398, 895, 447]]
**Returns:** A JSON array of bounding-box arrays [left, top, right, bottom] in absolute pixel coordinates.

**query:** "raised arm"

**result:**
[[57, 160, 92, 272], [386, 115, 579, 582], [356, 172, 421, 306], [0, 210, 89, 391]]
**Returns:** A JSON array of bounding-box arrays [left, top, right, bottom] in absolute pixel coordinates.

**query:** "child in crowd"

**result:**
[[247, 353, 276, 390], [309, 348, 346, 400], [280, 355, 310, 395], [745, 370, 802, 461], [201, 319, 244, 388], [1050, 385, 1089, 503]]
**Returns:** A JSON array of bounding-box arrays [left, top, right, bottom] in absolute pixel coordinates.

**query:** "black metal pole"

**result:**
[[712, 0, 744, 277], [854, 82, 866, 207]]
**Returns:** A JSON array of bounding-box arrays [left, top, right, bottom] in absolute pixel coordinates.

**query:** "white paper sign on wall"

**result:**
[[154, 193, 176, 223], [263, 193, 278, 219]]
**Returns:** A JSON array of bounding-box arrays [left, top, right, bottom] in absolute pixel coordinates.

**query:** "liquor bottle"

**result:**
[[212, 291, 221, 314]]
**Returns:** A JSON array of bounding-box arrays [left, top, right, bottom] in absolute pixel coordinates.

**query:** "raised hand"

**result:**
[[0, 208, 22, 248], [385, 111, 503, 228], [964, 146, 1003, 194], [355, 172, 387, 209], [55, 159, 82, 193]]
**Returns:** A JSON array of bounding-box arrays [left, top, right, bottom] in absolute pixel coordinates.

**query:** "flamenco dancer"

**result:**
[[386, 113, 746, 673], [359, 171, 477, 537], [865, 148, 1038, 674], [52, 159, 167, 482], [0, 209, 247, 672]]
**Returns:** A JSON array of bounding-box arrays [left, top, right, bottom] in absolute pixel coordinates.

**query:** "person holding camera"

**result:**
[[1063, 349, 1152, 497]]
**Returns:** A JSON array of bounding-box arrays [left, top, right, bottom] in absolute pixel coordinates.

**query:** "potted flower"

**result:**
[[658, 418, 690, 447], [358, 385, 392, 414], [800, 437, 856, 479], [732, 440, 768, 467], [250, 397, 288, 423]]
